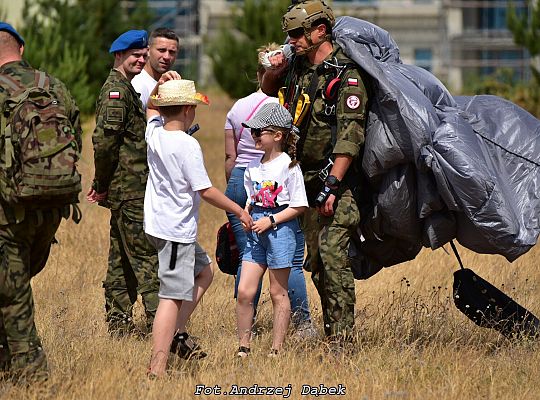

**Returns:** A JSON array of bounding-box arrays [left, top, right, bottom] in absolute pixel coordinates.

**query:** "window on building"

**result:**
[[462, 0, 528, 32], [414, 48, 433, 72], [479, 49, 528, 79]]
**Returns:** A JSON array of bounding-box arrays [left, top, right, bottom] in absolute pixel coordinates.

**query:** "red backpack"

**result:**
[[215, 222, 240, 275]]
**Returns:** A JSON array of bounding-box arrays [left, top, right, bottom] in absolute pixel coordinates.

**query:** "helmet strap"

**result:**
[[295, 28, 327, 56]]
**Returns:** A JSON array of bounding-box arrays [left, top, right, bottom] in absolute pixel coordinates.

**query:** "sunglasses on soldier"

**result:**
[[287, 28, 305, 39]]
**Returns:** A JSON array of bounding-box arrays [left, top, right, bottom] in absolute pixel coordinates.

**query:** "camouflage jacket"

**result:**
[[286, 44, 368, 201], [0, 60, 82, 225], [92, 69, 148, 209]]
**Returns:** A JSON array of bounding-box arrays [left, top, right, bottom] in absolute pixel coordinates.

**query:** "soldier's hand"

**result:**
[[86, 187, 108, 203], [158, 71, 182, 85], [317, 194, 336, 217], [267, 51, 286, 69]]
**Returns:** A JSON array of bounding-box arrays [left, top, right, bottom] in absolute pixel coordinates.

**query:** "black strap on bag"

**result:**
[[450, 240, 539, 339]]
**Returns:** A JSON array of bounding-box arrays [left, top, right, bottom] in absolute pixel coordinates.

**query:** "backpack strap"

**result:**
[[0, 75, 22, 92], [35, 70, 50, 91], [0, 75, 26, 170], [294, 65, 320, 161], [0, 99, 14, 169], [0, 72, 50, 170]]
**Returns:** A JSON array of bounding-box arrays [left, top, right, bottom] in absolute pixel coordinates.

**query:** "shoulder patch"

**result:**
[[109, 91, 121, 99], [106, 106, 124, 123], [345, 95, 361, 111]]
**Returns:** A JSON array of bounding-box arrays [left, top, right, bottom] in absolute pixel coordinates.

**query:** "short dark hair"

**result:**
[[311, 18, 332, 36], [149, 28, 179, 45], [158, 104, 189, 119]]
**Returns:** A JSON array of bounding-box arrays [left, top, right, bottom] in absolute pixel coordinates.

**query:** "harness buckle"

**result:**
[[318, 158, 334, 182], [324, 103, 336, 116]]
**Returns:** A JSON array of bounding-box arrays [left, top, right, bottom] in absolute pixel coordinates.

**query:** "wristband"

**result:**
[[325, 175, 341, 190], [269, 215, 278, 230]]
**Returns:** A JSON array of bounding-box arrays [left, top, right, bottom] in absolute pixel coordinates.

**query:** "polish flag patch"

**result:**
[[347, 78, 358, 86], [109, 91, 120, 99]]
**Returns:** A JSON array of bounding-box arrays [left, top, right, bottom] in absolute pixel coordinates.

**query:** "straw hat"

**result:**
[[150, 79, 209, 106]]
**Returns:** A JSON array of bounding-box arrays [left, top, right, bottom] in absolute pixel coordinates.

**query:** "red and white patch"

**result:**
[[109, 91, 120, 99], [347, 78, 358, 86], [346, 95, 360, 109]]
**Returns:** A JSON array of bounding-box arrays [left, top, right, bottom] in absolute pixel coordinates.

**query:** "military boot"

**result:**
[[106, 312, 137, 338], [0, 343, 11, 380], [10, 347, 48, 384]]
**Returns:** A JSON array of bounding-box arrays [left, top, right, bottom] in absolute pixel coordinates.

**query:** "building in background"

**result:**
[[6, 0, 529, 92], [442, 0, 530, 91], [144, 0, 201, 79], [164, 0, 531, 92]]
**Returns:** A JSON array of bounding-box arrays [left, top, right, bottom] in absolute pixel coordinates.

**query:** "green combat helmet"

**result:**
[[282, 0, 335, 49]]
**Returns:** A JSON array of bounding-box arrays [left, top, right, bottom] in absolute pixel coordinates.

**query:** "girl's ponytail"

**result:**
[[282, 129, 300, 168]]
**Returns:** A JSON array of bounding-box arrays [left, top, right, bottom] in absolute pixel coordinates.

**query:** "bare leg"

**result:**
[[268, 267, 291, 352], [149, 299, 181, 377], [236, 261, 266, 349], [175, 265, 213, 332]]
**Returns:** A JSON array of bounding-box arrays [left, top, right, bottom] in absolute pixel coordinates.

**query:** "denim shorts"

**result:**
[[243, 205, 305, 270]]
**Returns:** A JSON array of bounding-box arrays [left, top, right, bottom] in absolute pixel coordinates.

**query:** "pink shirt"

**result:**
[[225, 92, 278, 168]]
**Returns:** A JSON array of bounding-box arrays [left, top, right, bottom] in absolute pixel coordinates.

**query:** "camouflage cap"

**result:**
[[242, 103, 292, 130], [0, 22, 25, 45]]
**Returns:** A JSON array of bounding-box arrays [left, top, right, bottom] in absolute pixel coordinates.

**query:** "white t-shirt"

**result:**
[[144, 116, 212, 243], [131, 69, 157, 110], [244, 152, 308, 209]]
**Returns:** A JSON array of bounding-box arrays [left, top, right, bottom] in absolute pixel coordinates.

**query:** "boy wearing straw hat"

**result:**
[[144, 72, 253, 377]]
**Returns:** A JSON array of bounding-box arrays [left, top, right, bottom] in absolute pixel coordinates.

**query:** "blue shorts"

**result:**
[[243, 205, 305, 270]]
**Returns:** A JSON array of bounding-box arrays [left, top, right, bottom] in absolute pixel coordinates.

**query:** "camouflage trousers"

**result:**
[[302, 189, 359, 338], [104, 199, 159, 334], [0, 208, 63, 382]]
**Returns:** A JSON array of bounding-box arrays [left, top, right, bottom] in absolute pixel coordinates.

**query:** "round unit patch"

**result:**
[[346, 95, 360, 110]]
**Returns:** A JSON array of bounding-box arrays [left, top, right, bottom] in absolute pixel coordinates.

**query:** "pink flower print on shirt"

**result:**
[[252, 180, 283, 208]]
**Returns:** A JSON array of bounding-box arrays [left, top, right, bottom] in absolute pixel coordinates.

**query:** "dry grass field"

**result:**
[[2, 89, 540, 400]]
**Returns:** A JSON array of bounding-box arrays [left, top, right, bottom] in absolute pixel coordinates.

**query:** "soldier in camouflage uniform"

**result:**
[[87, 30, 160, 336], [261, 1, 369, 341], [0, 23, 82, 382]]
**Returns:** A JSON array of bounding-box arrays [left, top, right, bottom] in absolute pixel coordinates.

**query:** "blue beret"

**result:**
[[0, 22, 25, 45], [109, 30, 148, 53]]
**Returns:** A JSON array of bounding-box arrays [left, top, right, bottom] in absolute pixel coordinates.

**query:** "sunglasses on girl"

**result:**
[[251, 128, 278, 138]]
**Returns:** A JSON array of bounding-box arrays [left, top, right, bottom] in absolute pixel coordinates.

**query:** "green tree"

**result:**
[[207, 0, 291, 99], [507, 0, 540, 81], [20, 0, 154, 114], [507, 0, 540, 116], [22, 22, 93, 113]]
